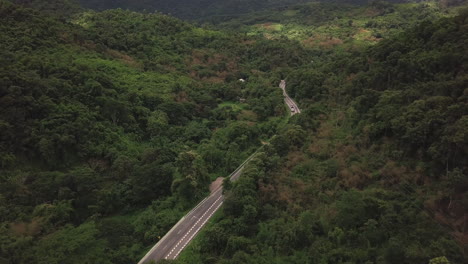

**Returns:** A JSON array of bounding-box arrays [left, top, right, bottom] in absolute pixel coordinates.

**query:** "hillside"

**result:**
[[0, 0, 467, 263], [75, 0, 468, 21], [78, 0, 314, 20], [177, 7, 468, 264], [76, 0, 412, 20], [213, 1, 463, 50], [0, 1, 309, 263]]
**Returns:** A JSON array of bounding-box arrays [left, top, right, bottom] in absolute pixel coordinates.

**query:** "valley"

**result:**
[[0, 1, 467, 263]]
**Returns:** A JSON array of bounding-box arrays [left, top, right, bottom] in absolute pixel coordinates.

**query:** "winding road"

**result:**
[[138, 81, 301, 263], [280, 80, 301, 115]]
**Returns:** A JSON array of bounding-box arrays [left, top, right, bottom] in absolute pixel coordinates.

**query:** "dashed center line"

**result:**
[[164, 195, 224, 259], [172, 200, 224, 259], [138, 153, 259, 264]]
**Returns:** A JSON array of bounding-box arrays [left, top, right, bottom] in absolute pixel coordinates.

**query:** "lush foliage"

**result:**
[[1, 0, 467, 263], [213, 1, 463, 52], [0, 1, 308, 263], [77, 0, 315, 20], [177, 5, 468, 264]]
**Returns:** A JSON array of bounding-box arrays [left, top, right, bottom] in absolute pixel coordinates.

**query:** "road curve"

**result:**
[[280, 80, 301, 115], [138, 152, 258, 264], [138, 81, 298, 263]]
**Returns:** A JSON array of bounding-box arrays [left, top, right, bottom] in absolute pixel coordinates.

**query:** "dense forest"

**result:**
[[214, 1, 458, 42], [176, 4, 468, 264], [76, 0, 331, 20], [1, 0, 467, 263], [0, 0, 306, 262], [75, 0, 413, 20]]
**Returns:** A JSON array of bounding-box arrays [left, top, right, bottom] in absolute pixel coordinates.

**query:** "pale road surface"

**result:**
[[280, 80, 301, 115], [138, 81, 300, 263], [138, 152, 258, 263]]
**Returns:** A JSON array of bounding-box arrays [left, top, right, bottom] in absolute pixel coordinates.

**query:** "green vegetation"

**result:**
[[1, 0, 467, 263], [77, 0, 315, 20], [175, 5, 468, 264], [0, 1, 307, 263], [216, 1, 462, 51]]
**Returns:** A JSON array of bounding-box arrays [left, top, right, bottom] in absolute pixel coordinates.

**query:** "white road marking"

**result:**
[[139, 151, 259, 263], [165, 195, 223, 259], [172, 200, 224, 259]]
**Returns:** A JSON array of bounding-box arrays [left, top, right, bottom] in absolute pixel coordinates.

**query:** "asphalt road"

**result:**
[[138, 153, 256, 264], [138, 80, 299, 263], [280, 80, 301, 115]]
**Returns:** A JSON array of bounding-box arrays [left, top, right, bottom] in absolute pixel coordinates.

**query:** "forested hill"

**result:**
[[1, 0, 467, 263], [77, 0, 313, 20], [0, 1, 308, 262], [76, 0, 410, 20], [176, 8, 468, 264]]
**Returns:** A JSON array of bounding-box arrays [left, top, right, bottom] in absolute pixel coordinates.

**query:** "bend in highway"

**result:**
[[280, 80, 301, 115], [137, 81, 297, 263]]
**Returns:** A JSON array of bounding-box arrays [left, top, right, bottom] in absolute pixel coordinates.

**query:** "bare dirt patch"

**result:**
[[210, 177, 224, 193], [358, 28, 370, 34], [303, 35, 344, 49], [106, 49, 142, 68], [186, 49, 239, 83], [319, 37, 344, 48], [256, 22, 281, 31], [242, 39, 256, 45], [10, 218, 42, 236]]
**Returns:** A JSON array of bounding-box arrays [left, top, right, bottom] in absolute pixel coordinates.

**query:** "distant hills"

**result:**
[[14, 0, 467, 21], [76, 0, 400, 20]]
